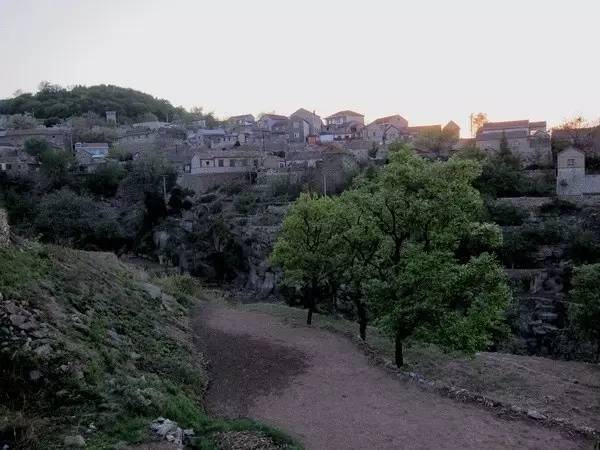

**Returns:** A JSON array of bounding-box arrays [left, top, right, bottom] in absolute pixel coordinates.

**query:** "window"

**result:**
[[253, 159, 259, 167], [205, 161, 210, 166], [218, 159, 224, 167], [230, 159, 236, 167], [242, 159, 248, 167], [294, 132, 300, 138], [567, 158, 575, 167]]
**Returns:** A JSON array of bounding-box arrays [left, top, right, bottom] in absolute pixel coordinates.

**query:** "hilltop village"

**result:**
[[2, 84, 600, 449]]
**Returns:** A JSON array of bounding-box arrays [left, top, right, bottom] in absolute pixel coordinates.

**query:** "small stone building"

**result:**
[[556, 147, 600, 197]]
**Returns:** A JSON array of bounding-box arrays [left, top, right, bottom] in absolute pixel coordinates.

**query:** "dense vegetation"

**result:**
[[272, 144, 510, 366], [0, 82, 217, 125]]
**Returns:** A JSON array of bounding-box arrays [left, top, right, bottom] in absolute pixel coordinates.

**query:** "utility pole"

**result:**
[[162, 175, 167, 205]]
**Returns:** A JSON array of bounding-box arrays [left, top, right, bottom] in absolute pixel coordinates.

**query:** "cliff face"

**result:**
[[151, 189, 290, 299]]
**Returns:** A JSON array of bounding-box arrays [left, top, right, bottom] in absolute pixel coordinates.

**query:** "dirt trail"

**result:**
[[193, 304, 586, 450]]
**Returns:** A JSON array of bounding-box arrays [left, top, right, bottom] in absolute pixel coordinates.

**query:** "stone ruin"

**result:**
[[0, 208, 9, 249]]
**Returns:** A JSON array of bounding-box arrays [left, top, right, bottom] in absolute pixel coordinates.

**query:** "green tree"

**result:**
[[85, 161, 126, 197], [569, 264, 600, 362], [39, 150, 73, 188], [271, 194, 340, 325], [23, 137, 51, 157], [272, 144, 510, 366]]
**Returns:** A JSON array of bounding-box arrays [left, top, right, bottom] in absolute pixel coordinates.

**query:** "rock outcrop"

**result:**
[[0, 208, 9, 248]]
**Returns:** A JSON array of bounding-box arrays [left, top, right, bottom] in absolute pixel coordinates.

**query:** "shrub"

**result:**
[[486, 201, 527, 226], [566, 230, 600, 264], [540, 199, 579, 215], [233, 192, 260, 214]]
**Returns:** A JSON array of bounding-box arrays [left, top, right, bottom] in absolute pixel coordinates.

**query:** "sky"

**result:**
[[0, 0, 599, 136]]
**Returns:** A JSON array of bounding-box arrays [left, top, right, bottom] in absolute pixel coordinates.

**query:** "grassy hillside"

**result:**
[[0, 242, 299, 449]]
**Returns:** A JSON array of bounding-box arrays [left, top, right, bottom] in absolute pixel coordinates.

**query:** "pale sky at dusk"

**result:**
[[1, 0, 599, 135]]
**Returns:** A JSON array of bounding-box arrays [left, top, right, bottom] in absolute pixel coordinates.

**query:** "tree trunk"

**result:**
[[595, 340, 600, 364], [307, 307, 313, 325], [357, 301, 367, 341], [395, 331, 404, 367]]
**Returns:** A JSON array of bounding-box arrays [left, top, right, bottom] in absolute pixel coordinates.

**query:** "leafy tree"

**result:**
[[108, 145, 133, 161], [271, 194, 340, 325], [85, 161, 126, 197], [569, 264, 600, 362], [118, 155, 176, 204], [8, 114, 38, 129], [38, 150, 73, 188], [272, 144, 510, 366], [33, 189, 122, 248], [23, 137, 51, 157]]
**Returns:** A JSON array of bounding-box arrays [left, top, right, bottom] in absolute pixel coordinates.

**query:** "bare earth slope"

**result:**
[[193, 304, 585, 450]]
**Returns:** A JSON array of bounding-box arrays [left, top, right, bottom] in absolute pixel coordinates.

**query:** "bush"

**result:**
[[566, 230, 600, 264], [486, 201, 527, 226], [540, 199, 579, 215], [233, 192, 260, 214], [85, 161, 126, 197]]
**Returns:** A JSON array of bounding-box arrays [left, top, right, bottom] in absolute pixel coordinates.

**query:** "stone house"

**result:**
[[289, 109, 322, 143], [556, 147, 600, 197], [74, 142, 110, 172], [0, 128, 72, 151], [363, 115, 409, 145], [227, 114, 255, 127], [0, 146, 37, 175], [476, 120, 552, 166], [186, 150, 263, 174], [323, 110, 365, 141], [257, 114, 289, 132]]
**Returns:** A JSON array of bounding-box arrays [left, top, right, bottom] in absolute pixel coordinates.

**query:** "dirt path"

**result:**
[[193, 304, 586, 450]]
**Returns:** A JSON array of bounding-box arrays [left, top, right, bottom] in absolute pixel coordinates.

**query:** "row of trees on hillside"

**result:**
[[271, 145, 510, 366]]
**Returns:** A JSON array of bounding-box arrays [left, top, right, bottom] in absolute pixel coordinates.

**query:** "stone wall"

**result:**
[[0, 208, 9, 248]]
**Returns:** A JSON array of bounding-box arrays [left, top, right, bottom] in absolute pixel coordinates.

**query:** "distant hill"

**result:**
[[0, 83, 187, 123]]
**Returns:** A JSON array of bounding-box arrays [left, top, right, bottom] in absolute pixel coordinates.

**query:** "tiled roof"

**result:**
[[407, 125, 442, 134], [479, 120, 530, 131], [326, 110, 364, 119], [259, 114, 288, 121], [371, 115, 407, 126], [476, 129, 529, 141]]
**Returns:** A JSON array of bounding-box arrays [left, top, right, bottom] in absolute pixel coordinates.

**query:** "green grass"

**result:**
[[0, 243, 50, 291], [1, 248, 300, 449]]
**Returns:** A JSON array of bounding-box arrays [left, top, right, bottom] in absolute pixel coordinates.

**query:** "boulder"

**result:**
[[63, 435, 86, 447]]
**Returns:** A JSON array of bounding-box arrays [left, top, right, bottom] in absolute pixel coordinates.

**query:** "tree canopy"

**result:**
[[272, 144, 510, 366], [0, 83, 208, 124]]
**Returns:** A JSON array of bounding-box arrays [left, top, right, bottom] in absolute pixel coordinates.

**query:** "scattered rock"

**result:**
[[527, 409, 547, 420], [33, 343, 52, 357], [29, 370, 42, 381], [150, 418, 194, 449], [140, 282, 162, 299], [63, 434, 86, 447]]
